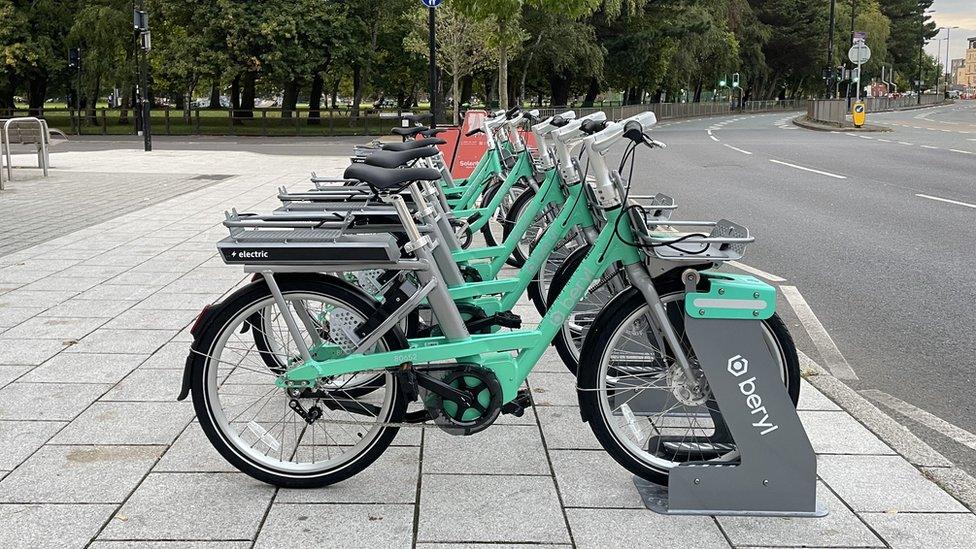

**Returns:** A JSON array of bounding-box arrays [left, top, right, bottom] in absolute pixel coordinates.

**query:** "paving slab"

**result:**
[[277, 446, 419, 504], [101, 368, 184, 401], [550, 449, 645, 508], [99, 472, 274, 540], [0, 382, 110, 420], [154, 423, 235, 473], [718, 482, 883, 547], [0, 364, 31, 387], [535, 406, 601, 450], [862, 512, 976, 549], [418, 474, 569, 544], [0, 307, 44, 328], [21, 353, 147, 384], [0, 316, 109, 340], [90, 542, 250, 549], [65, 328, 176, 354], [37, 298, 137, 318], [0, 444, 164, 503], [139, 341, 191, 369], [527, 372, 579, 406], [566, 508, 730, 549], [800, 410, 896, 455], [0, 338, 71, 365], [103, 309, 197, 331], [254, 503, 414, 549], [50, 401, 194, 445], [0, 502, 116, 549], [818, 454, 968, 512], [0, 420, 66, 469], [422, 425, 550, 475]]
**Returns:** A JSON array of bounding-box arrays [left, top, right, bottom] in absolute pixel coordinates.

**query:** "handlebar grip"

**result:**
[[465, 127, 484, 137], [505, 106, 521, 119]]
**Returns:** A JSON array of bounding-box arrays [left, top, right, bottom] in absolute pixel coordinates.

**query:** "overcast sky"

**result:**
[[923, 0, 975, 65]]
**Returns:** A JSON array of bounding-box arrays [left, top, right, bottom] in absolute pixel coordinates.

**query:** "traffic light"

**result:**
[[68, 48, 81, 69], [719, 79, 727, 87], [731, 72, 740, 88]]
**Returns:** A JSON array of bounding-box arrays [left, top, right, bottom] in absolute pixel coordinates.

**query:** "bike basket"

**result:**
[[640, 219, 753, 263]]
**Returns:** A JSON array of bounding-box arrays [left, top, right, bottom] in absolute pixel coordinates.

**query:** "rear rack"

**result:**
[[639, 219, 753, 263], [217, 210, 403, 267]]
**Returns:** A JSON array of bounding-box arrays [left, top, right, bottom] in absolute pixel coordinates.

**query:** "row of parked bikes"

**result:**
[[177, 107, 801, 489]]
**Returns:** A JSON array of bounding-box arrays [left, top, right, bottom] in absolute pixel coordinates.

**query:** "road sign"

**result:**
[[852, 101, 866, 128], [853, 31, 867, 42], [848, 42, 871, 64], [420, 0, 441, 6]]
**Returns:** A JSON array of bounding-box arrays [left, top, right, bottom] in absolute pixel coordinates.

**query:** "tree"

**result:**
[[405, 4, 494, 123], [452, 0, 600, 109]]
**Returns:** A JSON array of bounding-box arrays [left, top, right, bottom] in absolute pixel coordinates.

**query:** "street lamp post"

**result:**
[[943, 26, 959, 97], [826, 0, 837, 98], [421, 0, 441, 127], [133, 5, 152, 151]]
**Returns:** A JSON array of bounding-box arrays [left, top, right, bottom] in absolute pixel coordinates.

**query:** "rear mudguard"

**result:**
[[176, 273, 372, 401]]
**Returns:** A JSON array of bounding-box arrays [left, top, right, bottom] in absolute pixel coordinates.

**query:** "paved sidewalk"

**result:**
[[0, 151, 975, 548]]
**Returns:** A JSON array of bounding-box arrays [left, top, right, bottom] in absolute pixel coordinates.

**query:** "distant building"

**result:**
[[950, 58, 965, 85], [956, 38, 976, 91]]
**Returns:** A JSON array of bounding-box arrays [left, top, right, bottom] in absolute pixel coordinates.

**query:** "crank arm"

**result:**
[[415, 371, 475, 407]]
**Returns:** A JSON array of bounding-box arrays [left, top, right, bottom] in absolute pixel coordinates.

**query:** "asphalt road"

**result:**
[[630, 102, 976, 475]]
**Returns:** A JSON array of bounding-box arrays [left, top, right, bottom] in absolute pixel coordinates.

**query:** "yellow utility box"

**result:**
[[852, 101, 866, 128]]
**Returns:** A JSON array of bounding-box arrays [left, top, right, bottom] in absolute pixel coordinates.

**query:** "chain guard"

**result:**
[[420, 364, 502, 436]]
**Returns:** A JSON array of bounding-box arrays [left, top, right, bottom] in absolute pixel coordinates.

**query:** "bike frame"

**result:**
[[278, 202, 647, 404]]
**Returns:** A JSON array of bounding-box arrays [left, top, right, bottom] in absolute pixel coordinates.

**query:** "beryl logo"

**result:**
[[727, 354, 779, 436], [727, 354, 748, 377]]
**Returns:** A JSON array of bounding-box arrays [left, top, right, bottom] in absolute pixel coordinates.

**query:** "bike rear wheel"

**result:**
[[188, 275, 408, 488]]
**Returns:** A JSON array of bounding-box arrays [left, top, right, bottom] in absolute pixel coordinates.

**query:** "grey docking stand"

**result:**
[[633, 316, 828, 517]]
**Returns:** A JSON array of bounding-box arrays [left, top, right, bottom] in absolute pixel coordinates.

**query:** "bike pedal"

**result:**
[[501, 388, 534, 417], [493, 311, 522, 329]]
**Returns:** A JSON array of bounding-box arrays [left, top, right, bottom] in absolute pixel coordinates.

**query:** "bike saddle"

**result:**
[[363, 147, 439, 169], [420, 128, 447, 137], [382, 137, 447, 151], [343, 164, 441, 191], [391, 126, 428, 138], [402, 113, 433, 125]]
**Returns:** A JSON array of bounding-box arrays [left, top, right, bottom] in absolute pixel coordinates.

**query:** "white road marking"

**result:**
[[709, 134, 719, 142], [845, 133, 857, 137], [949, 149, 973, 155], [858, 135, 873, 140], [728, 261, 785, 282], [768, 159, 846, 179], [915, 193, 976, 209], [877, 138, 892, 142], [968, 138, 976, 142], [861, 390, 976, 451], [722, 144, 753, 155], [707, 129, 713, 136], [780, 285, 858, 380], [921, 145, 939, 149], [897, 141, 913, 146]]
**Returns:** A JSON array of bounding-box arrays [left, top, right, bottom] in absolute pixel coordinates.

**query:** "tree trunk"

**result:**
[[452, 72, 461, 125], [497, 18, 509, 110], [550, 75, 570, 107], [281, 78, 300, 118], [240, 71, 256, 118], [231, 74, 241, 117], [86, 76, 100, 125], [27, 76, 47, 117], [0, 74, 15, 113], [209, 81, 221, 109], [460, 74, 472, 109], [308, 73, 324, 125], [693, 78, 704, 102], [582, 78, 599, 107], [351, 64, 363, 118]]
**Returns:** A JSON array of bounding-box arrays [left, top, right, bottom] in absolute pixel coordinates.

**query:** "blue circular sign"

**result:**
[[421, 0, 442, 6]]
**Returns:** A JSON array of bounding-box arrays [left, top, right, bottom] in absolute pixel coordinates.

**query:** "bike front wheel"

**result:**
[[576, 287, 800, 486]]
